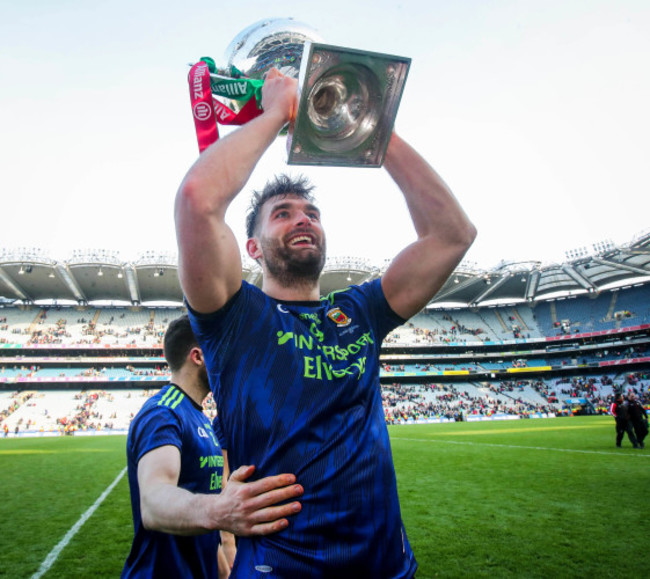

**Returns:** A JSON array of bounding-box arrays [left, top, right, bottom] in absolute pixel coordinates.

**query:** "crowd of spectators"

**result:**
[[0, 364, 169, 380], [549, 372, 650, 412], [2, 371, 648, 434], [384, 314, 487, 346], [55, 391, 117, 432], [125, 365, 168, 377], [382, 381, 558, 424], [1, 391, 34, 433], [0, 309, 171, 347], [1, 305, 648, 433], [53, 390, 163, 434]]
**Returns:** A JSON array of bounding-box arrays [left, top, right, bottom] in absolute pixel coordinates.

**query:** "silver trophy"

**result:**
[[223, 18, 323, 81], [215, 18, 410, 167]]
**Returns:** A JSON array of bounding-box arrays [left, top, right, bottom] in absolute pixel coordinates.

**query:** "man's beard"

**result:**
[[198, 364, 211, 394], [260, 235, 326, 289]]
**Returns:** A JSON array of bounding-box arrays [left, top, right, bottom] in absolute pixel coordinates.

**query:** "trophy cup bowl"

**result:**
[[223, 17, 323, 80]]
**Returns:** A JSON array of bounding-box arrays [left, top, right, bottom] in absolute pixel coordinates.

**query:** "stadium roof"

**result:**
[[1, 232, 649, 308]]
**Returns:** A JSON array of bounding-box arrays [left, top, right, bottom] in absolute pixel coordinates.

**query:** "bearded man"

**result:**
[[175, 68, 476, 577]]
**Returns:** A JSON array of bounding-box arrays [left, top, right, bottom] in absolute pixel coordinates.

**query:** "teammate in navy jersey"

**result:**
[[175, 68, 476, 577], [122, 315, 303, 578]]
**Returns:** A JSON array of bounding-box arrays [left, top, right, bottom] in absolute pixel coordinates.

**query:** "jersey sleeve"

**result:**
[[129, 405, 183, 465], [185, 283, 252, 374], [352, 278, 406, 342]]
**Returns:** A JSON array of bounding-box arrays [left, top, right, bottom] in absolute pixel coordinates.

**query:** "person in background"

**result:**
[[627, 391, 648, 449], [611, 392, 639, 449]]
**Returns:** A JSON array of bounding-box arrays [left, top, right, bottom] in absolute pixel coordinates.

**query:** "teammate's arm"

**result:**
[[137, 445, 303, 536], [381, 133, 477, 319], [175, 69, 297, 314]]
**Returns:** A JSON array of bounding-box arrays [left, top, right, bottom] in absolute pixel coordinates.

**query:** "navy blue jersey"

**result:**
[[122, 384, 224, 578], [188, 279, 417, 578]]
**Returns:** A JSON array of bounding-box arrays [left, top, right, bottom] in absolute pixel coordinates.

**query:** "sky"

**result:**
[[1, 0, 649, 270]]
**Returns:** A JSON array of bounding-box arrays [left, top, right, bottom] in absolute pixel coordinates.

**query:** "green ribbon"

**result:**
[[199, 56, 217, 73], [199, 56, 264, 106]]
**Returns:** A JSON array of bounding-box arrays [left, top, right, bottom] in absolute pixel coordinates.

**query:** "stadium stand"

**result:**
[[1, 283, 649, 436]]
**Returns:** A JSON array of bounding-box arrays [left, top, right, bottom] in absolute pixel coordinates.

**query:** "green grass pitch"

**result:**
[[1, 416, 648, 578]]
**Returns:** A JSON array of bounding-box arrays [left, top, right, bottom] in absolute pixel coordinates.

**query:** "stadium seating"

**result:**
[[1, 284, 649, 435]]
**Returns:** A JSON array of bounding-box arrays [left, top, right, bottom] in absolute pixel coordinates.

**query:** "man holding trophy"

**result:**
[[175, 19, 476, 577]]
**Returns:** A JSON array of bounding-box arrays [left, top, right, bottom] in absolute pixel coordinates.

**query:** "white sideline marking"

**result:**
[[31, 467, 127, 579], [391, 437, 650, 457]]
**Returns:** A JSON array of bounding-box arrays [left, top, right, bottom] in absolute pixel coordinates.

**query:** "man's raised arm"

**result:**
[[175, 70, 296, 313], [381, 133, 477, 320]]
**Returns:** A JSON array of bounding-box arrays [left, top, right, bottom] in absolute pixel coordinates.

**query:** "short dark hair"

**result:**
[[246, 174, 316, 239], [163, 315, 199, 373]]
